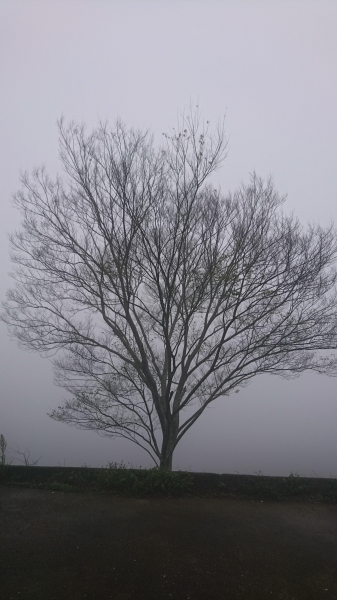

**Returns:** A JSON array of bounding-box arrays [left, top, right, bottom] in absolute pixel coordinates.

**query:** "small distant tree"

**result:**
[[0, 434, 7, 466], [2, 109, 337, 470], [10, 445, 42, 466]]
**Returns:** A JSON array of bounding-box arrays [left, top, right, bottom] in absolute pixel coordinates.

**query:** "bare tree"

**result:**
[[10, 445, 42, 466], [3, 109, 337, 470], [0, 434, 7, 467]]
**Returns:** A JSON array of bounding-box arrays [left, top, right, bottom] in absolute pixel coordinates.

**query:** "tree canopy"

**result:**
[[3, 110, 337, 470]]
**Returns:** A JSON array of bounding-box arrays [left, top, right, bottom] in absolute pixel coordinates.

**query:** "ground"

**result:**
[[1, 486, 337, 600]]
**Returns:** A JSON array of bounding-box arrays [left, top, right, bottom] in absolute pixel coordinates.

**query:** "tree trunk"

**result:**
[[159, 453, 173, 471], [159, 414, 179, 471]]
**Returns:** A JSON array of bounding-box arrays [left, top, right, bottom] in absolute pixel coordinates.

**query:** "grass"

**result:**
[[1, 462, 337, 502], [218, 473, 310, 501], [0, 462, 194, 497]]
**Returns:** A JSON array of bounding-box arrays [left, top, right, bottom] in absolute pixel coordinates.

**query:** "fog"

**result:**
[[1, 1, 337, 476]]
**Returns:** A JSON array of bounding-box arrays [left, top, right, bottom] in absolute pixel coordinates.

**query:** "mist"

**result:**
[[1, 1, 337, 476]]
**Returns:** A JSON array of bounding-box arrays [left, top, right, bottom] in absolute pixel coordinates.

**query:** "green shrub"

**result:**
[[98, 466, 193, 496], [280, 474, 307, 496]]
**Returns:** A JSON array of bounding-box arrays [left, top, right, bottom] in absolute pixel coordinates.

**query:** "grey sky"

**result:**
[[1, 0, 337, 475]]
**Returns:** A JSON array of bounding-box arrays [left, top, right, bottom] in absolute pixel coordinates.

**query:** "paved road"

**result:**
[[1, 486, 337, 599]]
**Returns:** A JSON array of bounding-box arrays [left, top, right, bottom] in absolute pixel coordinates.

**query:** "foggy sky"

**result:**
[[1, 1, 337, 476]]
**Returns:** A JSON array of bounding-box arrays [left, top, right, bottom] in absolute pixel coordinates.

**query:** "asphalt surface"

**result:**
[[1, 486, 337, 600]]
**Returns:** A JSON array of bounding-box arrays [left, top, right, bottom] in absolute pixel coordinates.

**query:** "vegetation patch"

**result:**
[[2, 465, 337, 502], [0, 464, 194, 497]]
